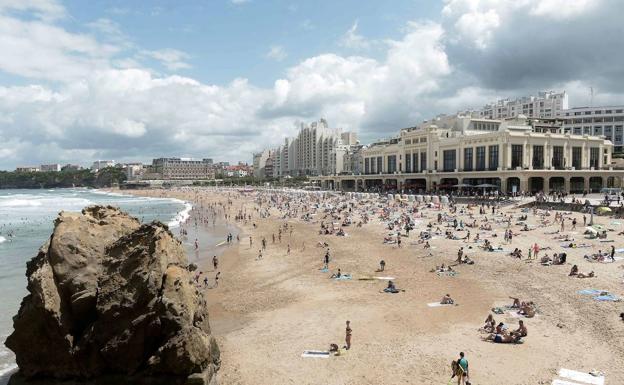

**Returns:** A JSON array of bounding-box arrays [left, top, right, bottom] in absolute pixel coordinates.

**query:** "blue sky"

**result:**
[[0, 0, 623, 169], [59, 0, 440, 86]]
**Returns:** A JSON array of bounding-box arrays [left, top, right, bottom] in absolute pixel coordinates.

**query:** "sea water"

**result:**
[[0, 188, 189, 378]]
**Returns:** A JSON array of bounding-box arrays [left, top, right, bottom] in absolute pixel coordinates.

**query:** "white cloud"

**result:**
[[230, 0, 250, 4], [140, 49, 191, 70], [0, 0, 66, 21], [266, 45, 287, 62], [339, 20, 370, 50], [0, 0, 622, 169]]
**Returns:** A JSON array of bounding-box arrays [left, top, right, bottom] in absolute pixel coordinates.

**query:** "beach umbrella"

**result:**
[[452, 183, 472, 188], [475, 183, 498, 188], [596, 207, 612, 214]]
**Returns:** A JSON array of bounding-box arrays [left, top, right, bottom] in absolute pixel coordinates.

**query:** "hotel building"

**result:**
[[311, 115, 623, 194], [150, 158, 215, 180]]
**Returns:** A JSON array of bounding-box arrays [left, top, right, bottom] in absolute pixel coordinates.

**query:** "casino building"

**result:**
[[310, 115, 624, 194]]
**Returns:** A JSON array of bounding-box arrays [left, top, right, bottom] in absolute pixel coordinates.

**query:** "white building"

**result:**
[[91, 160, 116, 171], [478, 91, 568, 120], [40, 164, 61, 172], [253, 149, 271, 178], [151, 158, 214, 180], [561, 106, 624, 152], [15, 166, 39, 172], [313, 115, 621, 194], [268, 119, 358, 177]]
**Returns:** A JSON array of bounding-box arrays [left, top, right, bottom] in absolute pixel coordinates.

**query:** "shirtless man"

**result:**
[[511, 320, 527, 338]]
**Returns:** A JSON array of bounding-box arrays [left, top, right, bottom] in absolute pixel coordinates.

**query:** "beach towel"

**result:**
[[593, 294, 620, 302], [437, 271, 459, 277], [301, 350, 330, 358], [333, 274, 352, 281], [556, 368, 604, 385], [427, 302, 454, 307], [577, 289, 605, 295], [319, 267, 329, 272]]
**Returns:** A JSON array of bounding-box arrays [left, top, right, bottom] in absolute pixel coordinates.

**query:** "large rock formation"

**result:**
[[5, 206, 219, 385]]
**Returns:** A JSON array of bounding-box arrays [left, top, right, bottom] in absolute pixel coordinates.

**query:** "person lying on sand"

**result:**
[[483, 333, 521, 343], [576, 271, 596, 278], [441, 294, 454, 305]]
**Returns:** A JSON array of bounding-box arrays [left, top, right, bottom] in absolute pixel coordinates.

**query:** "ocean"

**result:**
[[0, 188, 192, 378]]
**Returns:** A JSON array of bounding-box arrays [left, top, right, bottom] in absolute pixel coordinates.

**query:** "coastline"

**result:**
[[57, 188, 624, 384]]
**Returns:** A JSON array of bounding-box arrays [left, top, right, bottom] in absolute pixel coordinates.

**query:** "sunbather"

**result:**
[[576, 271, 595, 278], [441, 294, 454, 305], [569, 265, 578, 276]]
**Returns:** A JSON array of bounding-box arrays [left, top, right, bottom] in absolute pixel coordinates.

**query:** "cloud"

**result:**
[[339, 20, 370, 50], [266, 45, 287, 62], [1, 0, 623, 169], [230, 0, 250, 4], [140, 49, 191, 70]]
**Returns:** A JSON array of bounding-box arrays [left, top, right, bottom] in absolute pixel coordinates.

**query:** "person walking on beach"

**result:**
[[249, 236, 253, 248], [287, 244, 291, 255], [379, 259, 386, 272], [345, 320, 352, 350], [610, 245, 615, 262], [212, 255, 218, 270], [456, 352, 469, 385], [324, 250, 330, 269], [214, 272, 220, 287], [194, 238, 199, 250]]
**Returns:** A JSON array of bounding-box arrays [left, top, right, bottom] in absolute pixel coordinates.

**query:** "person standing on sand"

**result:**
[[457, 352, 469, 385], [249, 236, 253, 248], [610, 245, 615, 262], [324, 250, 330, 269], [213, 255, 218, 270], [287, 244, 291, 255], [345, 321, 352, 350]]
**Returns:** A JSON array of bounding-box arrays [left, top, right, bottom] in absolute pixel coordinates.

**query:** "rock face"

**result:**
[[5, 206, 220, 385]]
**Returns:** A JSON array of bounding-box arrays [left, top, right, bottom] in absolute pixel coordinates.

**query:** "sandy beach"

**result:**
[[122, 188, 624, 385]]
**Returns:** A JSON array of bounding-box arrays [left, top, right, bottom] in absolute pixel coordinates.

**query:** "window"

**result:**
[[443, 150, 456, 172], [387, 155, 396, 173], [488, 145, 499, 170], [404, 139, 411, 145], [511, 144, 523, 169], [377, 157, 383, 173], [590, 148, 599, 168], [572, 147, 582, 169], [364, 158, 370, 174], [420, 152, 427, 171], [420, 137, 427, 143], [412, 153, 418, 173], [595, 110, 602, 114], [476, 146, 486, 171], [606, 110, 612, 114], [593, 126, 602, 136], [405, 153, 411, 172], [616, 109, 623, 113], [552, 146, 564, 169], [464, 148, 473, 171], [532, 145, 544, 169]]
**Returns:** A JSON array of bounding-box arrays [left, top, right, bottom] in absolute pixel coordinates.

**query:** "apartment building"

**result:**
[[561, 106, 624, 152], [478, 91, 568, 120]]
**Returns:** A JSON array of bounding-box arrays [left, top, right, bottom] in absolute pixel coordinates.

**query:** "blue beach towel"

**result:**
[[577, 289, 605, 295], [333, 274, 352, 281], [594, 294, 620, 302]]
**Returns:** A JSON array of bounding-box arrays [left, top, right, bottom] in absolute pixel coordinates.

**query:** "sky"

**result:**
[[1, 0, 624, 169]]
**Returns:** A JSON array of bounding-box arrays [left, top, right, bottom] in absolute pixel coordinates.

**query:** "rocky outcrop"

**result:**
[[5, 206, 219, 385]]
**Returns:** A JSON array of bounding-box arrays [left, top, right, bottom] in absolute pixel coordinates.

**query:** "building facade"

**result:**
[[40, 164, 61, 172], [313, 116, 622, 194], [91, 160, 116, 171], [151, 158, 215, 180], [15, 167, 39, 172], [262, 119, 359, 178], [478, 91, 568, 120], [561, 106, 624, 153]]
